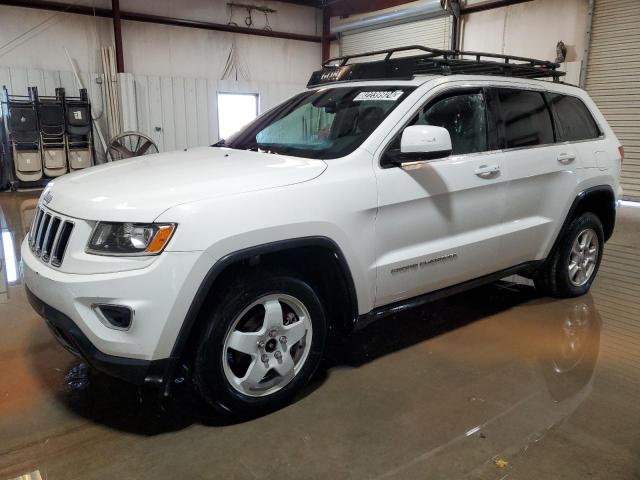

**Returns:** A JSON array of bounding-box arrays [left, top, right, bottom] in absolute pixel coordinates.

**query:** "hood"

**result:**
[[43, 147, 327, 222]]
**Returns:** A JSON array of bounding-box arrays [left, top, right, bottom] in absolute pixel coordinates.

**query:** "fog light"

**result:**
[[94, 304, 133, 330]]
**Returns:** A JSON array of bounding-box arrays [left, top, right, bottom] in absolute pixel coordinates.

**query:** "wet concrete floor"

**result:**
[[0, 191, 639, 479]]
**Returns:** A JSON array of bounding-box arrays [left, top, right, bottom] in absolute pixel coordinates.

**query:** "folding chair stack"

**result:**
[[65, 89, 94, 171], [0, 85, 95, 189], [35, 87, 68, 178], [2, 86, 43, 185]]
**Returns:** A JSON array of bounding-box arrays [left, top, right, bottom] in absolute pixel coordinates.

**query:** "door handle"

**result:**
[[557, 153, 576, 164], [475, 164, 500, 178]]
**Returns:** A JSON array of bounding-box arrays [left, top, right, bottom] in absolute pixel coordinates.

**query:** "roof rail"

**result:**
[[308, 45, 565, 87]]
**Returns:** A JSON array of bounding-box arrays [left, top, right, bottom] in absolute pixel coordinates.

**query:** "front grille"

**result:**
[[29, 206, 74, 267]]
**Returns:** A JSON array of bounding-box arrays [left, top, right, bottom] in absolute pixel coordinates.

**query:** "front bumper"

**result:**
[[22, 237, 211, 383], [26, 286, 167, 384]]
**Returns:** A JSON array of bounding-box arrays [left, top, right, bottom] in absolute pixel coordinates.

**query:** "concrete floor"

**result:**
[[0, 191, 639, 480]]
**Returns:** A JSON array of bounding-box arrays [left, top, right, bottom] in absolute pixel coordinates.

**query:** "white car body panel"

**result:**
[[22, 74, 623, 365], [42, 147, 327, 222]]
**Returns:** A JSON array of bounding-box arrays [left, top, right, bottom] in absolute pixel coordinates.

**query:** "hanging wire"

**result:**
[[220, 38, 250, 81], [0, 0, 83, 59], [227, 3, 238, 27], [263, 11, 272, 31]]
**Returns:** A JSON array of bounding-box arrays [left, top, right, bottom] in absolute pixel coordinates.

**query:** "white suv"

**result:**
[[23, 47, 623, 415]]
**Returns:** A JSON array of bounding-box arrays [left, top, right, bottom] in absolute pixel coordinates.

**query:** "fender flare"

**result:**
[[161, 236, 359, 391], [547, 185, 616, 260]]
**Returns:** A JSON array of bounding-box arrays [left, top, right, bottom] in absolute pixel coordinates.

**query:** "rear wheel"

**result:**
[[194, 269, 326, 415], [535, 212, 604, 298]]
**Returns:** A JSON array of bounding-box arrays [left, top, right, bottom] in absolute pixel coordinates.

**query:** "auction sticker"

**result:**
[[354, 90, 405, 101]]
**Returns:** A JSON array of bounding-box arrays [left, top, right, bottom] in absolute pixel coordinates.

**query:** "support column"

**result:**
[[112, 0, 124, 73], [321, 7, 330, 63]]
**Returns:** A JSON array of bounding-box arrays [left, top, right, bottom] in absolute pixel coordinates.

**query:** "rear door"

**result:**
[[495, 87, 581, 268], [374, 86, 508, 307]]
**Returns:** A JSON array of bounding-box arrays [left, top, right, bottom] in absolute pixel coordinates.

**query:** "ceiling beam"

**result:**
[[328, 0, 417, 18], [460, 0, 534, 15], [272, 0, 321, 6], [0, 0, 322, 43]]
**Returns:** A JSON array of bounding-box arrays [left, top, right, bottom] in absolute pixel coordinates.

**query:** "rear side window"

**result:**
[[497, 89, 554, 148], [547, 93, 601, 142]]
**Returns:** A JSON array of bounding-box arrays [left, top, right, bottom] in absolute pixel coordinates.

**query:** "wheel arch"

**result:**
[[163, 236, 359, 389], [549, 185, 616, 259]]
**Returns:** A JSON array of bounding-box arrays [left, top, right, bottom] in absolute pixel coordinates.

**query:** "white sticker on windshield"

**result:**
[[353, 90, 405, 102]]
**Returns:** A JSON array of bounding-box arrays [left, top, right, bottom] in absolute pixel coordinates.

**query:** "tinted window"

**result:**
[[497, 89, 554, 148], [548, 93, 600, 142], [416, 92, 488, 155]]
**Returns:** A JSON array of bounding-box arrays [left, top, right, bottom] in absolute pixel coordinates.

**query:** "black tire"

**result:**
[[535, 212, 604, 298], [193, 268, 327, 416]]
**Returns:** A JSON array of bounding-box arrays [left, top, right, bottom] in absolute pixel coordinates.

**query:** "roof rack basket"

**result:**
[[308, 45, 565, 87]]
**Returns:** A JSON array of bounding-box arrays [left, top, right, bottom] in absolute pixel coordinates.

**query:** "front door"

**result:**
[[374, 87, 508, 307]]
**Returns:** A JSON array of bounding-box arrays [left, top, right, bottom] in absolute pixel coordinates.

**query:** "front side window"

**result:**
[[219, 86, 414, 159], [547, 93, 601, 142], [415, 92, 488, 155], [497, 89, 554, 148]]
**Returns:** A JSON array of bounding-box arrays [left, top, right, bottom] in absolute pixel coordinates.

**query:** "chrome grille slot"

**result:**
[[29, 207, 44, 248], [51, 221, 74, 267], [41, 217, 61, 261], [35, 214, 51, 256], [29, 206, 74, 268]]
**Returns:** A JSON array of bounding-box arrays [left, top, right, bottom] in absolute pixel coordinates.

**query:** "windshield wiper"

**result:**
[[212, 139, 226, 147]]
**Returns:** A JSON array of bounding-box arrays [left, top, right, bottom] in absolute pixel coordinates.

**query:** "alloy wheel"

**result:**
[[222, 294, 313, 397], [568, 228, 599, 287]]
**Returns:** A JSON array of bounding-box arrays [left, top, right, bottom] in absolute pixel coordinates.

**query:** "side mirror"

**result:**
[[389, 125, 452, 167]]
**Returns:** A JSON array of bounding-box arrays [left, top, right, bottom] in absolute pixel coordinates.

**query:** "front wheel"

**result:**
[[535, 212, 604, 298], [194, 269, 327, 415]]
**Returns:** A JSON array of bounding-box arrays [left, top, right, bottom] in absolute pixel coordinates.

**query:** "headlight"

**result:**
[[86, 222, 176, 256]]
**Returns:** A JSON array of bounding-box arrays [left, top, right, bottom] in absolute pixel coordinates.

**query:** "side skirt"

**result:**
[[355, 261, 542, 331]]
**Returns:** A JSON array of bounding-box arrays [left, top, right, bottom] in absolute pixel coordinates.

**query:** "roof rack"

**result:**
[[307, 45, 565, 87]]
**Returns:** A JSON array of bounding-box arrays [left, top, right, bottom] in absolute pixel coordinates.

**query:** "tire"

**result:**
[[535, 212, 604, 298], [193, 268, 327, 416]]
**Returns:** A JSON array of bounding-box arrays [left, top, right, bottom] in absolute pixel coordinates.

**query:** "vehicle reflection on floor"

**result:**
[[0, 191, 638, 480]]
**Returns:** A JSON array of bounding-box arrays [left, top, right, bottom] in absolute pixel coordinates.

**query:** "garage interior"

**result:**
[[0, 0, 639, 478]]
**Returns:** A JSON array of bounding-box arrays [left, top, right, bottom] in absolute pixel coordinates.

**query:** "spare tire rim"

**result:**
[[568, 228, 599, 287], [222, 293, 313, 397]]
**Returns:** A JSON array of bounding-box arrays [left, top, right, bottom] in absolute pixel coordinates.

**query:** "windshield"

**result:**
[[217, 86, 415, 159]]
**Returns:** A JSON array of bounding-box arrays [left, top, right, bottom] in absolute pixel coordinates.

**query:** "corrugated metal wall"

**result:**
[[123, 74, 303, 151], [585, 0, 640, 201], [1, 65, 304, 160], [340, 16, 452, 57]]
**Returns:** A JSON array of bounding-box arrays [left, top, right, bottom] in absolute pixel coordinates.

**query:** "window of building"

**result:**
[[217, 93, 259, 140]]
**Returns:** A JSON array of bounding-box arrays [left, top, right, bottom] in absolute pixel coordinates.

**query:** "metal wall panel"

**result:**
[[184, 78, 199, 148], [146, 76, 164, 152], [160, 76, 176, 152], [585, 0, 640, 200], [2, 65, 304, 159], [340, 16, 451, 57], [130, 74, 304, 153]]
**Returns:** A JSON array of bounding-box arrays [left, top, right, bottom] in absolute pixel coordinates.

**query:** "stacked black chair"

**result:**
[[35, 87, 68, 178], [2, 86, 43, 184], [64, 88, 93, 171]]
